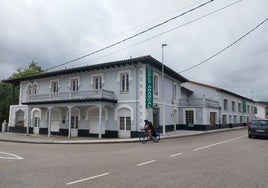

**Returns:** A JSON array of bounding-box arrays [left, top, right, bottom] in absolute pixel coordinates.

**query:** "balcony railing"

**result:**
[[179, 98, 220, 108], [27, 89, 116, 102]]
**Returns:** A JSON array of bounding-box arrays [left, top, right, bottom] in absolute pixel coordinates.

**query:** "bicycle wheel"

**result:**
[[153, 130, 160, 143], [153, 134, 160, 142], [139, 132, 148, 144]]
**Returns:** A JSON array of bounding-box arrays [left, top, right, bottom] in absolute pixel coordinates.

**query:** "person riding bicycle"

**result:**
[[143, 120, 154, 139]]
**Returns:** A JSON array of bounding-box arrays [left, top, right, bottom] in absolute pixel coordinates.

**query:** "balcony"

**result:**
[[26, 89, 117, 104], [179, 98, 220, 108]]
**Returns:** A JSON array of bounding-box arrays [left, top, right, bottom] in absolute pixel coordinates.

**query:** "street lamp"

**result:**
[[162, 44, 167, 136]]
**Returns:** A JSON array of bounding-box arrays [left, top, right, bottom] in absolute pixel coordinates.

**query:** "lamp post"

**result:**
[[162, 44, 167, 136]]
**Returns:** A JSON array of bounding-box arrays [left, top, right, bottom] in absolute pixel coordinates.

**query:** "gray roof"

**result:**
[[2, 55, 188, 84]]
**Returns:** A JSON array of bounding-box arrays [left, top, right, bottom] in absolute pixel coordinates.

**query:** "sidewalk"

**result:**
[[0, 127, 246, 144]]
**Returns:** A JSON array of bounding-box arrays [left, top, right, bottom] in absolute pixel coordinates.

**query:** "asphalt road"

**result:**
[[0, 129, 267, 188]]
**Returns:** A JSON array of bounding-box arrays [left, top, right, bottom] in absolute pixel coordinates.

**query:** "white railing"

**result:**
[[28, 89, 116, 102], [179, 98, 219, 108]]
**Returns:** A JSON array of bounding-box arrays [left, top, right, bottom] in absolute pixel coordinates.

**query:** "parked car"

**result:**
[[248, 119, 268, 138]]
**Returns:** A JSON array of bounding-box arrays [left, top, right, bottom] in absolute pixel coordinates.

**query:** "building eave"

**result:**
[[2, 55, 188, 84]]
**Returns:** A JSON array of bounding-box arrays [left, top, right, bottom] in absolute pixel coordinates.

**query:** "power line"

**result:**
[[45, 0, 215, 72], [179, 17, 268, 74], [50, 0, 206, 61], [79, 0, 242, 67]]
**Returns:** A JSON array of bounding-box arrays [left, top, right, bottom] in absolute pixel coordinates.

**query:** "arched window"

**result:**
[[33, 82, 38, 95], [27, 84, 32, 96]]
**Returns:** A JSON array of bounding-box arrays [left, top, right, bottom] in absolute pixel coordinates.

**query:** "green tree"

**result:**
[[0, 61, 43, 124], [10, 60, 43, 78]]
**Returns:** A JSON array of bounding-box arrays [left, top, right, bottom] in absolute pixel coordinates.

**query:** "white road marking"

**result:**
[[0, 151, 24, 160], [170, 153, 183, 157], [137, 160, 156, 166], [193, 135, 247, 151], [66, 172, 109, 185]]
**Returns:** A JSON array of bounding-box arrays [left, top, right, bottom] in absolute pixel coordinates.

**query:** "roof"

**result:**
[[187, 80, 254, 102], [2, 55, 188, 84]]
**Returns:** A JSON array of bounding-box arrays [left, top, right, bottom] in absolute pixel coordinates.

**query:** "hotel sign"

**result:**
[[146, 66, 154, 108]]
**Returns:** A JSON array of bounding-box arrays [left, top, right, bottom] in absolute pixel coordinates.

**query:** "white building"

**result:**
[[255, 102, 266, 119], [180, 81, 256, 130], [3, 56, 188, 138]]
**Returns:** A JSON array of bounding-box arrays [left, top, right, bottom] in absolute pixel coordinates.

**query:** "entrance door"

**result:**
[[153, 105, 160, 128], [88, 106, 106, 134], [33, 117, 40, 134], [118, 117, 131, 138], [118, 108, 131, 138], [32, 109, 41, 134], [51, 108, 61, 133], [210, 112, 216, 125], [71, 107, 80, 137]]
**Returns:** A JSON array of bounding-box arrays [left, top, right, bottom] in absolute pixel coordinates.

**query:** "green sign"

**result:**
[[146, 66, 154, 108], [242, 99, 247, 113]]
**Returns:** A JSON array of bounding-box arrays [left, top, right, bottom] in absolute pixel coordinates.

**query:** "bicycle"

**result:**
[[138, 128, 160, 144]]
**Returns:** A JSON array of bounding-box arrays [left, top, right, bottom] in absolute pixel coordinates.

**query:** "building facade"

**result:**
[[3, 56, 188, 138], [179, 81, 256, 130]]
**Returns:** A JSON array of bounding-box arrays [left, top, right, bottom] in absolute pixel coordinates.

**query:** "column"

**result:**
[[68, 106, 73, 139], [27, 107, 32, 136], [98, 104, 103, 139], [47, 107, 52, 137]]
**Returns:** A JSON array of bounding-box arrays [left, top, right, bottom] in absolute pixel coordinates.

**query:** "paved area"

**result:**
[[0, 127, 246, 144]]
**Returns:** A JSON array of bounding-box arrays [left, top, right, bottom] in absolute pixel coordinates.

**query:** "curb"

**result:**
[[0, 127, 247, 144]]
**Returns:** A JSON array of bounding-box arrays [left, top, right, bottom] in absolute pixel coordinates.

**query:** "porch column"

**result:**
[[27, 107, 32, 136], [68, 106, 73, 139], [48, 107, 52, 137], [98, 104, 103, 139]]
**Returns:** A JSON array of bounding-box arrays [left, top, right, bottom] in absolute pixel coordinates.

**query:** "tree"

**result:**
[[10, 60, 43, 78], [0, 61, 43, 124]]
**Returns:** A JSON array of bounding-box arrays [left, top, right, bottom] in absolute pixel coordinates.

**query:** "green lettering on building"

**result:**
[[146, 66, 154, 108]]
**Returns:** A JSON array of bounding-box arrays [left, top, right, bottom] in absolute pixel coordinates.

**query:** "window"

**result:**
[[93, 75, 102, 90], [27, 85, 32, 96], [173, 83, 178, 101], [71, 78, 79, 92], [233, 115, 237, 124], [51, 80, 59, 93], [185, 110, 194, 124], [232, 101, 235, 111], [154, 75, 159, 96], [120, 73, 129, 93], [223, 99, 228, 110], [238, 103, 242, 112], [120, 117, 131, 130], [33, 83, 38, 95]]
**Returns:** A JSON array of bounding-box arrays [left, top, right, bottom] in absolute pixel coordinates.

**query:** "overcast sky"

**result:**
[[0, 0, 267, 101]]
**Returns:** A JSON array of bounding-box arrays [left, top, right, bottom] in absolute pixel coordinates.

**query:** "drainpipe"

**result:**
[[135, 63, 139, 132]]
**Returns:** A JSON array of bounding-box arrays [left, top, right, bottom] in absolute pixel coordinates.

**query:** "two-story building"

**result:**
[[2, 56, 188, 138], [179, 81, 256, 130]]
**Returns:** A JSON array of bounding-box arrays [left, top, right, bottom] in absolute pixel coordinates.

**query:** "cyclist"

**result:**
[[143, 120, 154, 139]]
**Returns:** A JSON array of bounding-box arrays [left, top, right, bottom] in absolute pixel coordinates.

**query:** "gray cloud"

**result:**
[[0, 0, 267, 100]]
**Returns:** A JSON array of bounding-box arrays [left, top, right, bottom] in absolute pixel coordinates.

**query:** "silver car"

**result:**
[[248, 119, 268, 138]]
